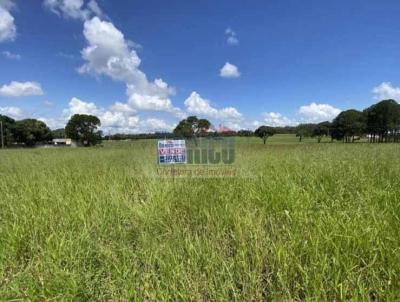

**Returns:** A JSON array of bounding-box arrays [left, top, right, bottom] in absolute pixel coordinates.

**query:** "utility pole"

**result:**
[[0, 121, 4, 149]]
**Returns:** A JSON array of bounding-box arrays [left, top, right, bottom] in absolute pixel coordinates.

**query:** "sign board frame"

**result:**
[[157, 139, 187, 165]]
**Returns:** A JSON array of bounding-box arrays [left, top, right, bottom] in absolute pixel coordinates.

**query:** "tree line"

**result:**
[[0, 114, 101, 147], [255, 99, 400, 144], [1, 99, 399, 147], [104, 99, 400, 143]]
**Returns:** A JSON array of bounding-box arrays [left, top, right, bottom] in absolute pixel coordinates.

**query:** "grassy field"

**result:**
[[0, 135, 399, 300]]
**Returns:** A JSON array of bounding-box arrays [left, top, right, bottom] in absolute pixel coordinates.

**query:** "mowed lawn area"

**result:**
[[0, 135, 399, 300]]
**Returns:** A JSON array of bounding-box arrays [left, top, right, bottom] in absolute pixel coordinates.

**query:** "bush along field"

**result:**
[[0, 137, 399, 300]]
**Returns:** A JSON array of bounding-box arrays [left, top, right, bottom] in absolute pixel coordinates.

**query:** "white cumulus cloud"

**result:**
[[59, 97, 174, 134], [43, 0, 104, 20], [45, 2, 246, 133], [0, 81, 44, 97], [184, 91, 218, 117], [259, 102, 340, 127], [60, 97, 145, 133], [218, 107, 242, 120], [79, 17, 181, 116], [109, 101, 136, 115], [184, 91, 243, 125], [63, 96, 102, 116], [0, 105, 22, 119], [142, 118, 174, 132], [298, 102, 341, 123], [220, 62, 240, 78], [0, 1, 16, 42], [373, 82, 400, 101], [263, 112, 297, 127], [38, 117, 66, 129], [43, 2, 184, 133]]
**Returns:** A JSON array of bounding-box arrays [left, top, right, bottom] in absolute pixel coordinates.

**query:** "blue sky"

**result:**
[[0, 0, 400, 133]]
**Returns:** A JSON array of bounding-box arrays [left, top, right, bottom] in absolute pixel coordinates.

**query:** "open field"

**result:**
[[1, 135, 399, 300]]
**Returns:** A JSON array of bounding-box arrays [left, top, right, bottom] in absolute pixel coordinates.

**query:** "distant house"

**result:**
[[52, 138, 77, 147], [217, 125, 233, 134], [206, 125, 234, 134]]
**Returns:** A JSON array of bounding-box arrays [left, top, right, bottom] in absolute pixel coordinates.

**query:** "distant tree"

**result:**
[[273, 126, 298, 134], [14, 119, 52, 146], [331, 109, 365, 142], [65, 114, 101, 146], [51, 128, 65, 139], [363, 99, 400, 143], [105, 132, 176, 141], [173, 116, 211, 138], [173, 116, 197, 138], [0, 114, 16, 146], [255, 126, 276, 144], [296, 124, 316, 142], [198, 118, 211, 134], [237, 130, 254, 137], [312, 121, 331, 143]]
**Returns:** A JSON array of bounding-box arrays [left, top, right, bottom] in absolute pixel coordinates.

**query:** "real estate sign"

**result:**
[[158, 140, 187, 164]]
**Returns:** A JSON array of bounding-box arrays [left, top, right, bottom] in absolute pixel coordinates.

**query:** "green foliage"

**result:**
[[173, 116, 196, 138], [296, 123, 315, 142], [198, 118, 211, 133], [272, 126, 298, 134], [312, 121, 331, 142], [0, 140, 399, 300], [363, 99, 400, 142], [51, 128, 66, 139], [255, 126, 276, 144], [14, 119, 52, 146], [331, 110, 365, 142], [65, 114, 101, 146], [0, 114, 16, 146], [237, 129, 254, 136], [173, 116, 211, 138]]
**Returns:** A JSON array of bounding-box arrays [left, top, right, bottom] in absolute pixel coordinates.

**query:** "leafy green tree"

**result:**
[[312, 121, 331, 143], [363, 99, 400, 142], [173, 116, 211, 138], [173, 116, 198, 138], [51, 128, 66, 139], [331, 109, 365, 142], [197, 118, 211, 134], [237, 130, 254, 137], [0, 114, 16, 146], [272, 126, 297, 134], [296, 124, 316, 142], [255, 126, 276, 144], [14, 119, 52, 146], [65, 114, 101, 146]]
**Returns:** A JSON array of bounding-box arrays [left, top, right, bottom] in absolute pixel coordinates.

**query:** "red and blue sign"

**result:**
[[158, 140, 187, 164]]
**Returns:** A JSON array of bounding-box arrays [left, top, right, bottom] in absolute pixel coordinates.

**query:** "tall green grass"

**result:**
[[0, 138, 399, 300]]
